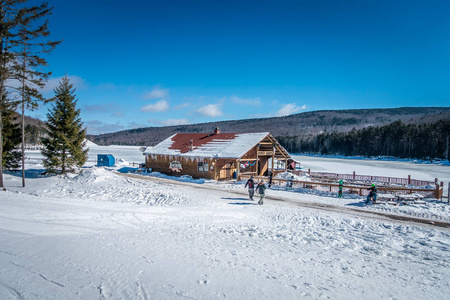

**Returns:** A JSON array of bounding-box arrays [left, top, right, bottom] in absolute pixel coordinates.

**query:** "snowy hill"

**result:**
[[1, 156, 450, 299]]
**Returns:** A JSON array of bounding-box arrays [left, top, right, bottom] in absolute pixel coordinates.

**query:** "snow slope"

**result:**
[[1, 145, 449, 299]]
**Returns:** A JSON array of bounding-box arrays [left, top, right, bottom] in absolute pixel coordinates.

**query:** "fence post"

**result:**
[[353, 171, 355, 180], [408, 175, 411, 185], [308, 168, 311, 175]]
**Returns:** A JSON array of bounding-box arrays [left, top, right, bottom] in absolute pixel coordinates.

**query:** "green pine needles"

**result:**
[[41, 76, 88, 174], [1, 101, 21, 170]]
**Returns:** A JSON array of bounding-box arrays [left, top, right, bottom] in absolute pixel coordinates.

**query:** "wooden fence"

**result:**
[[240, 174, 444, 200], [291, 169, 436, 187]]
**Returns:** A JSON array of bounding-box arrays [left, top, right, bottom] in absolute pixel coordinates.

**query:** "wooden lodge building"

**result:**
[[144, 127, 293, 180]]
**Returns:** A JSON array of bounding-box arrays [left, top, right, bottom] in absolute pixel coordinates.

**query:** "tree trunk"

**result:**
[[21, 98, 25, 187], [0, 3, 4, 190]]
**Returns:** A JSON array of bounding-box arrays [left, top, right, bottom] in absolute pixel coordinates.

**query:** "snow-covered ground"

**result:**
[[1, 144, 450, 299]]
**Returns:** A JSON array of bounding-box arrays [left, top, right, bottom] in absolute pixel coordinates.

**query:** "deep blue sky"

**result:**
[[32, 0, 450, 134]]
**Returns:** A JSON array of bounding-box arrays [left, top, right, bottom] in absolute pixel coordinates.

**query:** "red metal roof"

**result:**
[[169, 133, 238, 154]]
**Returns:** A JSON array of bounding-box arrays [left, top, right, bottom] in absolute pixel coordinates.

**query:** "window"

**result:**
[[197, 161, 209, 172]]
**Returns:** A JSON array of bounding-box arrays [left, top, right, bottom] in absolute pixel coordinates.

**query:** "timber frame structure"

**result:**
[[143, 129, 292, 181]]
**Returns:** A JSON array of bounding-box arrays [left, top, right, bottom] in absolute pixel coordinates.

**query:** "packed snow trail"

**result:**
[[119, 172, 450, 229], [1, 168, 450, 299]]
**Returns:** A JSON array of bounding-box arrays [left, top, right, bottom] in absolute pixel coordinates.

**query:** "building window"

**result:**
[[198, 161, 209, 172]]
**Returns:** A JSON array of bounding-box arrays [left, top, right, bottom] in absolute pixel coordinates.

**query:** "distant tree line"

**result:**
[[276, 120, 450, 160]]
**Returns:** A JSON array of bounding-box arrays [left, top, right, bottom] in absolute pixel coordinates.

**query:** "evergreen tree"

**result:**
[[1, 99, 20, 169], [41, 76, 88, 174], [13, 2, 60, 187], [0, 0, 60, 188], [0, 0, 23, 189]]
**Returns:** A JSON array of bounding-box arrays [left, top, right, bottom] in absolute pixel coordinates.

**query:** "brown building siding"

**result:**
[[146, 155, 217, 179]]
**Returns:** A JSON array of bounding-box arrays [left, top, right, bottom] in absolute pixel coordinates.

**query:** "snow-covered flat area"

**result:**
[[1, 144, 450, 299], [294, 155, 450, 192]]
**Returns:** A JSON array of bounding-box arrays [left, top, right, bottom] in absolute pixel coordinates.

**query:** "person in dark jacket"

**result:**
[[256, 180, 267, 205], [244, 175, 256, 200], [268, 170, 273, 188], [366, 183, 377, 203]]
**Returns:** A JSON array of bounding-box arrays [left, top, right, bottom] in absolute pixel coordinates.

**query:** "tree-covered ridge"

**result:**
[[276, 120, 450, 160], [86, 107, 450, 146]]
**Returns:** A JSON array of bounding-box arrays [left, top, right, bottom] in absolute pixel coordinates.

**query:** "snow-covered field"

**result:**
[[1, 144, 450, 299]]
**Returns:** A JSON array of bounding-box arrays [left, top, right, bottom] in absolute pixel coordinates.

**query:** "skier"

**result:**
[[256, 179, 267, 205], [244, 175, 256, 200], [366, 183, 377, 203], [338, 179, 343, 198]]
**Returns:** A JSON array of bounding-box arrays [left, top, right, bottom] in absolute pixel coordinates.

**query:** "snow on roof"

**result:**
[[145, 132, 270, 158]]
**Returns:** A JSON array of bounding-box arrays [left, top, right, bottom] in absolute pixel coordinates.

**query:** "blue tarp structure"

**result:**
[[97, 154, 115, 167]]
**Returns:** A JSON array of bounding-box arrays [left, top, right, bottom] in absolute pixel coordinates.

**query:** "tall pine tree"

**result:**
[[1, 95, 21, 169], [13, 2, 61, 187], [0, 0, 23, 189], [41, 76, 87, 174]]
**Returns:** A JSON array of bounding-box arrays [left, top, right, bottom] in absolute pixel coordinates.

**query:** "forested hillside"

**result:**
[[277, 120, 450, 159], [22, 107, 450, 159], [87, 107, 450, 145]]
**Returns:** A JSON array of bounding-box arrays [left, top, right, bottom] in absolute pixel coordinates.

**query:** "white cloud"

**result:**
[[140, 99, 169, 112], [197, 103, 222, 117], [161, 119, 190, 126], [174, 102, 190, 110], [275, 103, 307, 117], [145, 86, 168, 99], [230, 95, 261, 106]]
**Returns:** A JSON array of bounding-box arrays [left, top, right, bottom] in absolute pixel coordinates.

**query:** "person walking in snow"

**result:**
[[338, 179, 343, 198], [366, 183, 377, 203], [256, 180, 267, 205], [245, 175, 256, 200]]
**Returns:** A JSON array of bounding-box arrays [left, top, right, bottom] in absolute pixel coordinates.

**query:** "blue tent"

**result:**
[[97, 154, 115, 167]]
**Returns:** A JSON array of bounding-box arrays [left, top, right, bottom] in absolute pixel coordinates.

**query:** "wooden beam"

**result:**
[[256, 144, 259, 176], [266, 135, 289, 159]]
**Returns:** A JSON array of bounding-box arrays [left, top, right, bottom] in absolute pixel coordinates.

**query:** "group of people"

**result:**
[[244, 175, 267, 205], [245, 174, 378, 205]]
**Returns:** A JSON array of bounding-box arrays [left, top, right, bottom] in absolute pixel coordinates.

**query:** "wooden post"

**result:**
[[271, 145, 275, 174], [214, 159, 217, 180], [308, 168, 311, 175], [236, 159, 240, 181], [353, 171, 356, 180], [256, 145, 259, 176], [408, 175, 411, 185]]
